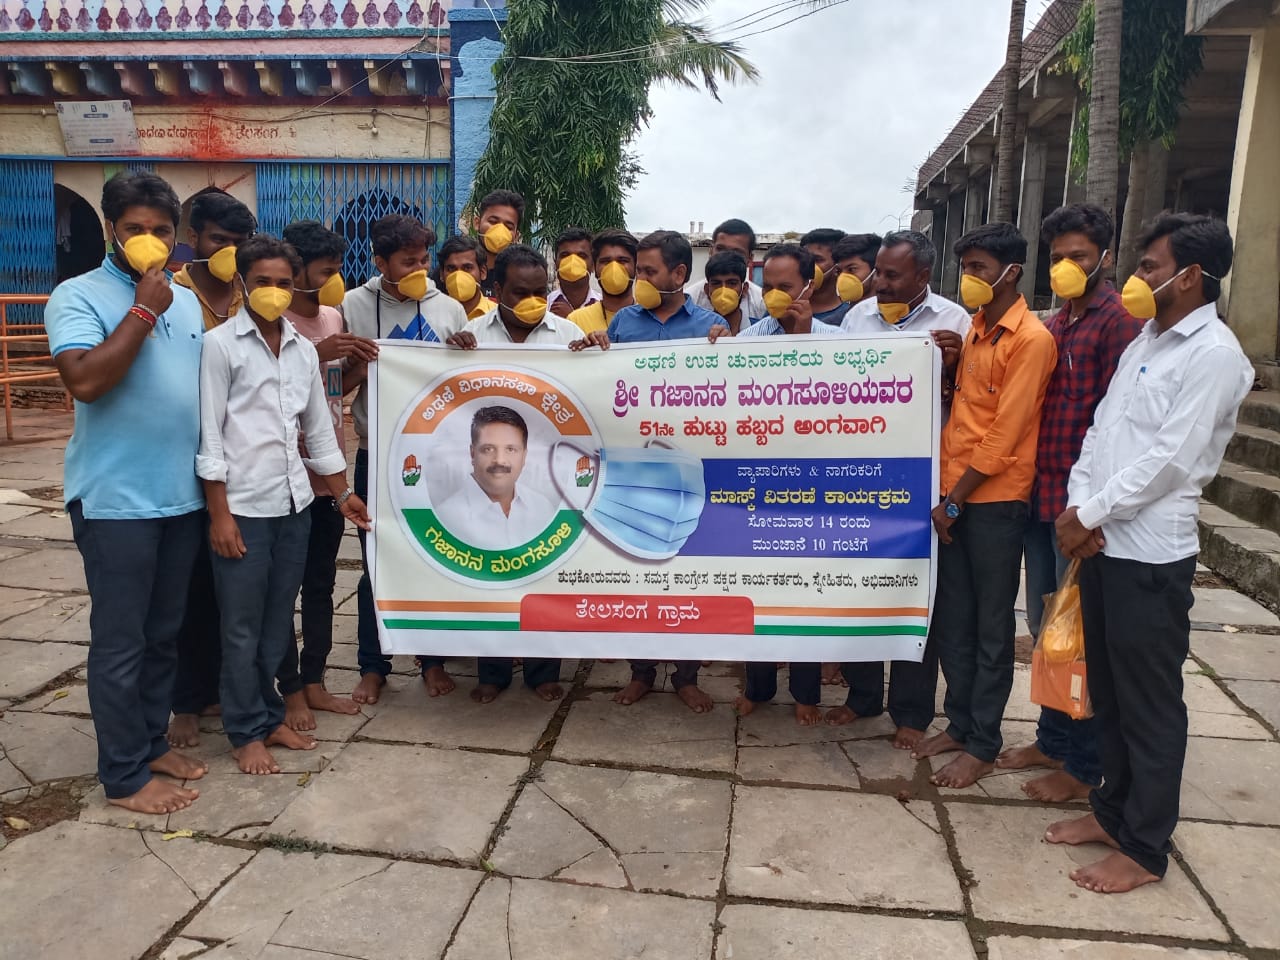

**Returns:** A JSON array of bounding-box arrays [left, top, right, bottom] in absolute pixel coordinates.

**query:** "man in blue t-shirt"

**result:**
[[576, 231, 724, 715], [45, 172, 209, 815]]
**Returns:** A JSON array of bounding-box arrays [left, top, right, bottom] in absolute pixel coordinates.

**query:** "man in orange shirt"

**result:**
[[914, 222, 1057, 789]]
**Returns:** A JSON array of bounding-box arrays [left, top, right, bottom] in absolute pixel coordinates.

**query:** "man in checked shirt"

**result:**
[[995, 204, 1143, 800]]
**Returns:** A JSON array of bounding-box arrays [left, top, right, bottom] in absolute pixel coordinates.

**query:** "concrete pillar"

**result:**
[[1017, 134, 1048, 301], [1224, 24, 1280, 362], [1063, 97, 1087, 205], [449, 6, 507, 232], [940, 190, 966, 298], [963, 174, 986, 231]]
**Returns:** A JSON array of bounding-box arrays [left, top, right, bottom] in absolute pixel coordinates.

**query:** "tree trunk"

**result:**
[[1143, 141, 1170, 219], [1116, 141, 1151, 283], [1087, 0, 1123, 225], [991, 0, 1026, 223]]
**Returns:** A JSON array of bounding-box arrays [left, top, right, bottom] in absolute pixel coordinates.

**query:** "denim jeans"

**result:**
[[210, 511, 310, 747], [277, 496, 347, 694], [69, 502, 202, 798], [171, 515, 222, 715], [745, 662, 821, 706], [934, 500, 1027, 762], [1024, 516, 1101, 785], [478, 658, 562, 689], [354, 448, 392, 678], [840, 654, 939, 731]]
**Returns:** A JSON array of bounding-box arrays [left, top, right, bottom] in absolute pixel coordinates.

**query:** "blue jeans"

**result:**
[[210, 511, 310, 747], [69, 501, 202, 798], [1024, 516, 1101, 786], [354, 448, 393, 678]]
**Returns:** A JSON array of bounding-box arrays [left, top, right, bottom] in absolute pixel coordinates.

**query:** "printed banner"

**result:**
[[368, 334, 941, 662]]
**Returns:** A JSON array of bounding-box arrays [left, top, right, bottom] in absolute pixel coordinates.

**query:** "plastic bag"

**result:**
[[1031, 646, 1093, 719], [1040, 558, 1084, 663]]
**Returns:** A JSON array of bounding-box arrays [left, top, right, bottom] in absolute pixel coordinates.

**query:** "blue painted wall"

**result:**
[[448, 5, 506, 231]]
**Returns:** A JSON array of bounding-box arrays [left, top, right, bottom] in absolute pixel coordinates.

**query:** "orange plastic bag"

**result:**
[[1030, 559, 1092, 719]]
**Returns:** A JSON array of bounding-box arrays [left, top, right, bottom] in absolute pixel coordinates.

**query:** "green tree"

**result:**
[[465, 0, 762, 246], [1059, 0, 1203, 272]]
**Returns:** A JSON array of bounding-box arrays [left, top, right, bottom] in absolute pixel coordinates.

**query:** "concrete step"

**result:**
[[1225, 421, 1280, 474], [1198, 501, 1280, 614], [1239, 390, 1280, 433], [1204, 460, 1280, 536]]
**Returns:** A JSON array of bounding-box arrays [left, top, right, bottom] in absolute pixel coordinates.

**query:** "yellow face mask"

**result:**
[[762, 288, 795, 320], [202, 246, 238, 283], [121, 234, 171, 274], [878, 301, 910, 325], [837, 271, 865, 304], [598, 261, 632, 296], [445, 269, 479, 304], [557, 254, 589, 284], [1048, 257, 1104, 301], [960, 263, 1014, 310], [812, 264, 825, 290], [633, 279, 666, 311], [507, 296, 547, 326], [709, 286, 740, 317], [297, 273, 345, 308], [1120, 268, 1196, 321], [482, 222, 513, 255], [247, 286, 293, 323], [396, 270, 429, 301]]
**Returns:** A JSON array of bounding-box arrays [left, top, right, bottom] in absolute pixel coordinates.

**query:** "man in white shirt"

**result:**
[[198, 235, 371, 776], [686, 218, 766, 323], [1047, 214, 1253, 895]]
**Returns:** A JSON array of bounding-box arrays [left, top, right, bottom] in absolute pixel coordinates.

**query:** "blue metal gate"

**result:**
[[0, 160, 57, 325], [255, 161, 452, 285]]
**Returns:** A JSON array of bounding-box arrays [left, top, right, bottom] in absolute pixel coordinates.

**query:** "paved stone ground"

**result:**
[[3, 414, 1280, 959]]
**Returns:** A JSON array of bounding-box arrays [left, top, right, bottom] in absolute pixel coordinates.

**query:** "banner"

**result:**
[[368, 333, 940, 662]]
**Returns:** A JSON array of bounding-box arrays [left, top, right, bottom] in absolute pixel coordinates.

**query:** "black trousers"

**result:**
[[629, 660, 699, 690], [840, 654, 939, 730], [934, 500, 1027, 762], [1082, 552, 1195, 878], [171, 513, 222, 715], [277, 496, 347, 694], [745, 662, 821, 706]]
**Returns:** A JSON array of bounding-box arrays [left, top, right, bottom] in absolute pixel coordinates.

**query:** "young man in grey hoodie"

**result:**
[[341, 214, 468, 706]]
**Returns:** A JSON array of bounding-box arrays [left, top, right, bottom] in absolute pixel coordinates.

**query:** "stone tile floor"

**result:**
[[2, 421, 1280, 959]]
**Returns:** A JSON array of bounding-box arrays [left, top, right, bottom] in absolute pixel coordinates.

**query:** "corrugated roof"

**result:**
[[915, 0, 1082, 192]]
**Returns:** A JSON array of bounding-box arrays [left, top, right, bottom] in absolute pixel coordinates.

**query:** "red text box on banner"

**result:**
[[521, 594, 755, 634]]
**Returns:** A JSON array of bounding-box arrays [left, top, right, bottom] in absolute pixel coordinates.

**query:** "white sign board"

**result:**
[[55, 100, 141, 157]]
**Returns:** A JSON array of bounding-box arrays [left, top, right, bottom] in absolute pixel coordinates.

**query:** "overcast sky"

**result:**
[[627, 0, 1045, 236]]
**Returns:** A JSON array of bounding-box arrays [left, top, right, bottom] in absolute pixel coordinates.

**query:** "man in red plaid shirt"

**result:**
[[996, 203, 1143, 800]]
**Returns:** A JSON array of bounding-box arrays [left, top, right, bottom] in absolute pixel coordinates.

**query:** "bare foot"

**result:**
[[1045, 812, 1120, 848], [795, 704, 821, 726], [471, 683, 503, 704], [1023, 770, 1093, 803], [734, 695, 759, 717], [304, 683, 361, 715], [996, 742, 1063, 771], [107, 777, 199, 814], [614, 678, 653, 706], [1071, 852, 1160, 894], [423, 666, 456, 698], [930, 752, 994, 788], [676, 684, 714, 714], [825, 705, 859, 726], [167, 713, 201, 749], [352, 673, 386, 705], [820, 663, 846, 686], [283, 690, 316, 732], [912, 730, 964, 759], [149, 750, 208, 782], [233, 740, 280, 775], [266, 724, 317, 751], [533, 682, 565, 702], [893, 726, 926, 751]]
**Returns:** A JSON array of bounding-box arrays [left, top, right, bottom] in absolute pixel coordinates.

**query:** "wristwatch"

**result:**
[[335, 487, 354, 508], [944, 498, 962, 520]]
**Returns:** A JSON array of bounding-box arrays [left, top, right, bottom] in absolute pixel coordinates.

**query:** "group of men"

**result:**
[[46, 171, 1253, 899]]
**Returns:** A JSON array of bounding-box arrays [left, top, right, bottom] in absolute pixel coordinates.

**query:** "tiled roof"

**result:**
[[915, 0, 1082, 192]]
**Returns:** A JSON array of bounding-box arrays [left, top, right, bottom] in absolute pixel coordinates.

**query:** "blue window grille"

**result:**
[[0, 160, 57, 326], [256, 161, 452, 286]]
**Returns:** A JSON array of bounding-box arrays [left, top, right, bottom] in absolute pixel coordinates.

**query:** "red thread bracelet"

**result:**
[[128, 305, 157, 328]]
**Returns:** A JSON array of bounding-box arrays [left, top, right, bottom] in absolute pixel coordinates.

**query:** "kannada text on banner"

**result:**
[[368, 334, 941, 662]]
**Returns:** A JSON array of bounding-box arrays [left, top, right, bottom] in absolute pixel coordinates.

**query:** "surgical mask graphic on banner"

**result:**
[[552, 440, 707, 560]]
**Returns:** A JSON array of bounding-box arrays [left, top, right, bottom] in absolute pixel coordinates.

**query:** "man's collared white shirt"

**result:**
[[197, 309, 345, 517], [688, 279, 766, 327], [840, 288, 972, 338], [548, 281, 601, 314], [736, 315, 844, 337], [437, 474, 557, 550], [466, 308, 582, 345], [1068, 303, 1253, 563]]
